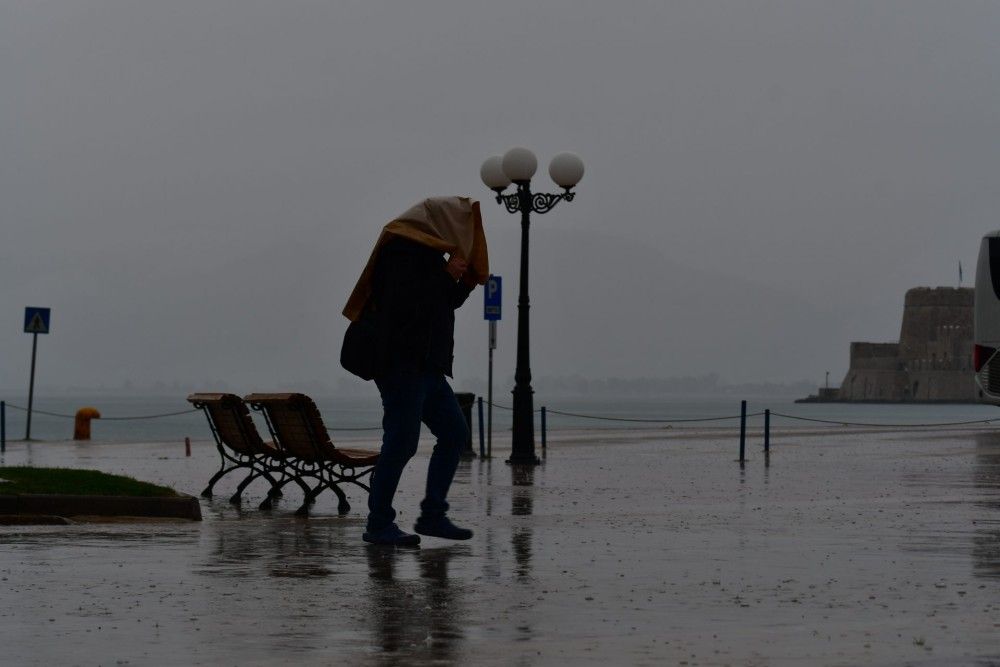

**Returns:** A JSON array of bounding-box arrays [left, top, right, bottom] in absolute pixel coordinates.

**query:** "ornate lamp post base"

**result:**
[[507, 382, 540, 465]]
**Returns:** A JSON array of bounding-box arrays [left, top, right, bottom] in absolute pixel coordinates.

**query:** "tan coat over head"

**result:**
[[342, 196, 490, 321]]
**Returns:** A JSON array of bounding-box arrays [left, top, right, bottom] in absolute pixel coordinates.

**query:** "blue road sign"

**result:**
[[484, 275, 502, 321], [24, 307, 51, 335]]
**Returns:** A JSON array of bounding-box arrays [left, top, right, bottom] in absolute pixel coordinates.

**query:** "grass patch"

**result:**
[[0, 467, 179, 497]]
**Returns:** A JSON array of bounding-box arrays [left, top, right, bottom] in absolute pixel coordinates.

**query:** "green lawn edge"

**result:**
[[0, 467, 179, 498]]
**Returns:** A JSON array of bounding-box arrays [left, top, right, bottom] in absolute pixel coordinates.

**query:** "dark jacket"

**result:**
[[371, 238, 474, 378]]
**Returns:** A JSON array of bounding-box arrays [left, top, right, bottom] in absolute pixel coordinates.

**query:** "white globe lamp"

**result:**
[[501, 147, 538, 183], [549, 152, 585, 189], [480, 156, 511, 191]]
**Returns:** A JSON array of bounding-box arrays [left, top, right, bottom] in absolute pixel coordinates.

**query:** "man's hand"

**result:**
[[445, 255, 469, 280]]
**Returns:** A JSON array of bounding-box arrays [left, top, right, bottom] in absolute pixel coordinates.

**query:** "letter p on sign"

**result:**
[[484, 275, 501, 321]]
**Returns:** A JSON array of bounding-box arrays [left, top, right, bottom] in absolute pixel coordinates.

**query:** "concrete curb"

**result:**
[[0, 494, 202, 521]]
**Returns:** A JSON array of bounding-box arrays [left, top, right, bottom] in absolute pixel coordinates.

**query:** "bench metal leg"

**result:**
[[330, 483, 351, 515], [229, 469, 262, 505], [259, 476, 290, 510], [294, 484, 325, 516], [260, 469, 283, 498], [201, 465, 238, 498], [259, 472, 312, 510]]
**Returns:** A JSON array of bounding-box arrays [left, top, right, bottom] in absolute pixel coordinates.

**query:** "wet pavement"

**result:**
[[2, 427, 1000, 666]]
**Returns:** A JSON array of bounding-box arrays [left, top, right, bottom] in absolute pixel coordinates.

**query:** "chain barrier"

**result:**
[[0, 400, 380, 432], [543, 407, 764, 423], [768, 411, 1000, 429], [1, 401, 379, 430], [488, 402, 997, 431], [4, 399, 995, 432], [484, 401, 758, 423], [2, 403, 198, 420]]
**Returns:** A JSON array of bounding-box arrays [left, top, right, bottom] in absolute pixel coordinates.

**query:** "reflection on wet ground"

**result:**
[[974, 431, 1000, 581], [2, 428, 1000, 664]]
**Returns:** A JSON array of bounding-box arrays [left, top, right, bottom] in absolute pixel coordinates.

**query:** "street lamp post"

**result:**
[[481, 148, 584, 465]]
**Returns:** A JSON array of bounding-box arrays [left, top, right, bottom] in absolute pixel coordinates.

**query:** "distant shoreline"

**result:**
[[795, 397, 981, 405]]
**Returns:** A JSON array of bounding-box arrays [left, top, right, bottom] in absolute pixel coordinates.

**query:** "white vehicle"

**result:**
[[974, 230, 1000, 403]]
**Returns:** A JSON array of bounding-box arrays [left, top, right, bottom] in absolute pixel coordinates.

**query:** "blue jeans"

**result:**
[[367, 367, 469, 531]]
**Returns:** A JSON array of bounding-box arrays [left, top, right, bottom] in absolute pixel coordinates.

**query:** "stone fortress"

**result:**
[[802, 287, 975, 403]]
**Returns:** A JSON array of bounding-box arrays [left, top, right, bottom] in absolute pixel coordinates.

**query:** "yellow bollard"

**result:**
[[74, 407, 101, 440]]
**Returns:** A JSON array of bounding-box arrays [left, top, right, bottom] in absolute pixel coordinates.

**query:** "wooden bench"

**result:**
[[244, 393, 380, 516], [187, 392, 306, 506]]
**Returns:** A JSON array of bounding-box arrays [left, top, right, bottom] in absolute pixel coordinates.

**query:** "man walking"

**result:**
[[342, 197, 489, 546]]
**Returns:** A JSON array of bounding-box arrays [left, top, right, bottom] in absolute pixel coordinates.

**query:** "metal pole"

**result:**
[[764, 409, 770, 453], [488, 321, 495, 459], [477, 397, 485, 457], [509, 182, 539, 465], [739, 400, 746, 463], [541, 406, 546, 455], [25, 332, 38, 441], [1, 401, 5, 454]]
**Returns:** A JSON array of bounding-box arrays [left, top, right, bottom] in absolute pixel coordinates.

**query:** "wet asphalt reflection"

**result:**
[[1, 428, 1000, 665]]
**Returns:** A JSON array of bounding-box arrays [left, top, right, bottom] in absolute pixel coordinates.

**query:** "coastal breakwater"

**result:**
[[802, 287, 975, 403]]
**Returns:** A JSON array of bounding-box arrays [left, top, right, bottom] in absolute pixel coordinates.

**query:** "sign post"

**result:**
[[23, 307, 51, 441], [484, 276, 502, 458]]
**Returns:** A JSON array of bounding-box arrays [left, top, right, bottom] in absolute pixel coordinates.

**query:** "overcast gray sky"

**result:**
[[2, 1, 998, 394]]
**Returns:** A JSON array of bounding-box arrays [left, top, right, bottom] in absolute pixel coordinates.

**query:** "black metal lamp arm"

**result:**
[[494, 187, 575, 215]]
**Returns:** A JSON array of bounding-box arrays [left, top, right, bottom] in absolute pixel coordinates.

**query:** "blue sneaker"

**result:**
[[414, 516, 473, 541], [363, 523, 421, 547]]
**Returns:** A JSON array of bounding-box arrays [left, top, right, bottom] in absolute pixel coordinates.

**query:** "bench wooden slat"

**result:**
[[244, 393, 379, 463]]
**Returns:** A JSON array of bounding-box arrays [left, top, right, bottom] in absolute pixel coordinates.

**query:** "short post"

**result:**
[[1, 401, 5, 454], [541, 406, 547, 455], [477, 397, 485, 457], [739, 400, 747, 463], [185, 437, 191, 457], [764, 409, 770, 453]]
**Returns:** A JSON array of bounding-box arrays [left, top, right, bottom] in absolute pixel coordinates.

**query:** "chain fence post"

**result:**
[[541, 406, 547, 456], [477, 397, 485, 458], [739, 400, 747, 463], [764, 409, 770, 453]]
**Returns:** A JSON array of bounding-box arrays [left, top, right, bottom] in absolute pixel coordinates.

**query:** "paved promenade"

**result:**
[[1, 426, 999, 665]]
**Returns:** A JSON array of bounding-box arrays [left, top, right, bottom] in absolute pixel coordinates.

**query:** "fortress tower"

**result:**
[[836, 287, 974, 402]]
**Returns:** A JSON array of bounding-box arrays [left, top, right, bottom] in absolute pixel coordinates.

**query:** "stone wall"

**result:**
[[838, 342, 903, 401], [835, 287, 975, 402]]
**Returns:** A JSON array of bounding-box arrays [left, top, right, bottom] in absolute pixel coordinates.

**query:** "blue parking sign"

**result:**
[[484, 276, 501, 321]]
